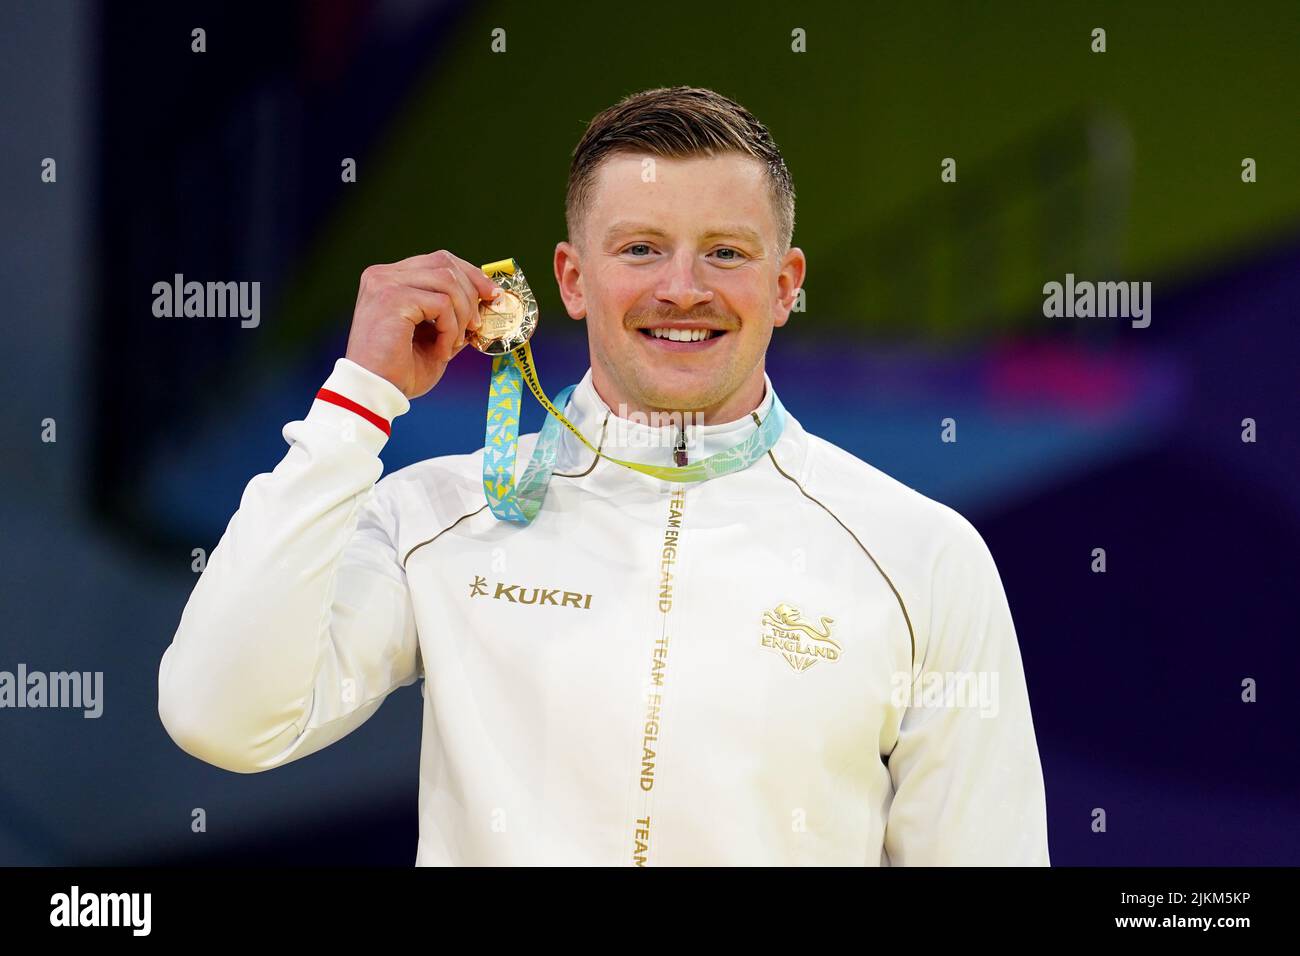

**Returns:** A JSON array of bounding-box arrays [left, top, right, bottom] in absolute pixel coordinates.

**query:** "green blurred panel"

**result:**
[[265, 0, 1299, 356]]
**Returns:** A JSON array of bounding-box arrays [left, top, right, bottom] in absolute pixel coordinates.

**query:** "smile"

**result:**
[[636, 327, 727, 350]]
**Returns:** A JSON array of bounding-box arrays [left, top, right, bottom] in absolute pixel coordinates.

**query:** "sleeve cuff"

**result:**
[[308, 358, 412, 449]]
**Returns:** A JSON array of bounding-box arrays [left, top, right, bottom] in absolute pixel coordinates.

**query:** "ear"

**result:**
[[553, 240, 587, 321], [772, 246, 806, 329]]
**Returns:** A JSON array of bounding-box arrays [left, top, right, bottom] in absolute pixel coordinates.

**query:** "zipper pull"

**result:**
[[673, 425, 688, 467]]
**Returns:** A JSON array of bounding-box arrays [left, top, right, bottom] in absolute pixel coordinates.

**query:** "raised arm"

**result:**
[[158, 359, 419, 772], [159, 249, 501, 773]]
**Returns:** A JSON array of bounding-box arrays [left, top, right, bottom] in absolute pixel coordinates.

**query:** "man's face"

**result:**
[[554, 152, 805, 422]]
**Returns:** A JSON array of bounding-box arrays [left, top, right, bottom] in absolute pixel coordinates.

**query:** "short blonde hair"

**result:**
[[565, 86, 796, 254]]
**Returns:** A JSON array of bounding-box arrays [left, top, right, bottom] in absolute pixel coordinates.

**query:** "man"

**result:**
[[158, 86, 1050, 866]]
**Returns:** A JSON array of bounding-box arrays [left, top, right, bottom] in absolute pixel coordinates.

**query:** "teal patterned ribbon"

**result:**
[[482, 356, 786, 525]]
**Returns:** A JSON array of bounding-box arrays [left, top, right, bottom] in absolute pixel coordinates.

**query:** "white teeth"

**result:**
[[649, 327, 713, 341]]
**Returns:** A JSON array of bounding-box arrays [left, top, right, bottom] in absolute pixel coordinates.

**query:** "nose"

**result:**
[[654, 248, 714, 312]]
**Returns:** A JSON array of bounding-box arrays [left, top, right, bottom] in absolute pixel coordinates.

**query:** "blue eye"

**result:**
[[624, 243, 653, 256], [713, 247, 744, 262]]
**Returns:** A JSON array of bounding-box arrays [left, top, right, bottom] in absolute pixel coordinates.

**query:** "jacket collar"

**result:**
[[552, 367, 777, 474]]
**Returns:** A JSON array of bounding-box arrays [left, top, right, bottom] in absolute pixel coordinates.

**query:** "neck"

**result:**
[[591, 364, 768, 426]]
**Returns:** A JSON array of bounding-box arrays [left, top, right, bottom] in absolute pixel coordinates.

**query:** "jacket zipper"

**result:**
[[673, 425, 688, 467]]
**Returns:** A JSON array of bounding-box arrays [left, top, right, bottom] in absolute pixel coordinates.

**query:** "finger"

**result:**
[[390, 286, 447, 324], [395, 287, 459, 363], [428, 290, 461, 364], [392, 250, 502, 305], [394, 265, 476, 342], [441, 251, 504, 304], [442, 263, 483, 337]]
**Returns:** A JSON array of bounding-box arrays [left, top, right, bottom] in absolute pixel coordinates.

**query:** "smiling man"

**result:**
[[561, 147, 793, 427], [158, 86, 1050, 866]]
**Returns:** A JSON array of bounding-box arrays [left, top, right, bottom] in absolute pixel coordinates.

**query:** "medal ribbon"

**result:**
[[479, 260, 787, 525]]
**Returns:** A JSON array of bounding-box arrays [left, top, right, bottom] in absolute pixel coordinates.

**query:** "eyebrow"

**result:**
[[603, 220, 764, 247]]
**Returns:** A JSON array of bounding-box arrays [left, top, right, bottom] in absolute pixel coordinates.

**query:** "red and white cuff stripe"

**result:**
[[315, 387, 392, 436], [311, 359, 412, 440]]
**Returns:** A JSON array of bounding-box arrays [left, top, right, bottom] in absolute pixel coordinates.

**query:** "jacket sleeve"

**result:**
[[882, 513, 1050, 865], [158, 358, 421, 774]]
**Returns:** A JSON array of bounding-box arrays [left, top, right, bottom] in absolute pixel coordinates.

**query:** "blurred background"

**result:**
[[1, 0, 1297, 865]]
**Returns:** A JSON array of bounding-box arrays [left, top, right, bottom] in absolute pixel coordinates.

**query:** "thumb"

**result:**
[[470, 267, 505, 304]]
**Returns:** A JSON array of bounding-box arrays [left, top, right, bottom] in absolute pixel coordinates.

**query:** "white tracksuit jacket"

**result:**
[[158, 356, 1051, 866]]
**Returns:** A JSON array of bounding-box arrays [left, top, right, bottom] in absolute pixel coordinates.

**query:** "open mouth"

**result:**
[[637, 327, 727, 347]]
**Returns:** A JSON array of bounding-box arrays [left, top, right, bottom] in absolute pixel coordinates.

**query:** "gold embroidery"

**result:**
[[760, 602, 841, 672]]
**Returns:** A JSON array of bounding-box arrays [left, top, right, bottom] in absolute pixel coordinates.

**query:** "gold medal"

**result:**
[[470, 258, 539, 355]]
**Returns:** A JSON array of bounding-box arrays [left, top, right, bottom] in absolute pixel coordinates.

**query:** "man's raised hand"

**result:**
[[344, 250, 501, 399]]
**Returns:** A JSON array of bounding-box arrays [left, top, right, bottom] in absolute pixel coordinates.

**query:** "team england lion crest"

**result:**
[[760, 602, 841, 672]]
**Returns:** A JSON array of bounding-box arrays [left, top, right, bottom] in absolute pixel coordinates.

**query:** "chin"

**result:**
[[638, 381, 724, 414]]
